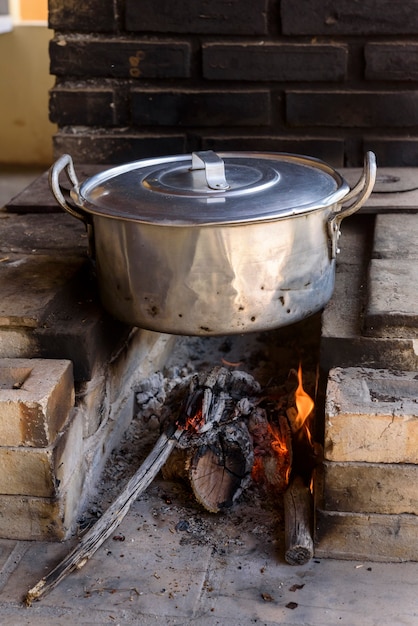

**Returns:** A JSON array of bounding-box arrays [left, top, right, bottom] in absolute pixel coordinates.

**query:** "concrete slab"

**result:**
[[0, 212, 87, 255], [4, 165, 101, 213], [343, 167, 418, 212], [0, 254, 86, 329], [0, 480, 417, 625], [372, 213, 418, 259]]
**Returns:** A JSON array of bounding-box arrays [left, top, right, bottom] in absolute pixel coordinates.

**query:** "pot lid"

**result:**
[[74, 151, 349, 225]]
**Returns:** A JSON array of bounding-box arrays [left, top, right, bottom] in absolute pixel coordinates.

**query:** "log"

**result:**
[[248, 407, 292, 494], [189, 422, 253, 512], [161, 367, 258, 512], [283, 475, 314, 565], [24, 427, 183, 606], [163, 422, 254, 513]]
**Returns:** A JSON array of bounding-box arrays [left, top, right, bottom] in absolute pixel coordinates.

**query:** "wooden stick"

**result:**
[[283, 475, 314, 565], [25, 428, 183, 606]]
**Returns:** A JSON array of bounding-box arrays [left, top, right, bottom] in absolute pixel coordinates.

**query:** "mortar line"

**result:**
[[0, 541, 29, 591]]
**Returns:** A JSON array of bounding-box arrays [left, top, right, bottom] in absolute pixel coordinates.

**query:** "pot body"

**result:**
[[49, 151, 376, 336], [92, 206, 336, 335]]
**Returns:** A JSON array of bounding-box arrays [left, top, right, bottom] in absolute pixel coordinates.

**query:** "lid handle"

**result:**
[[190, 151, 230, 191]]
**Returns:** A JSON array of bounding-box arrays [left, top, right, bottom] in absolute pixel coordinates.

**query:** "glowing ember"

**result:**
[[176, 388, 206, 433], [181, 406, 205, 433], [268, 423, 292, 486], [221, 358, 242, 367]]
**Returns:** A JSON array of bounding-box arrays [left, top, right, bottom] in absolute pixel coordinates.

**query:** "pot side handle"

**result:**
[[49, 154, 88, 224], [328, 151, 377, 258]]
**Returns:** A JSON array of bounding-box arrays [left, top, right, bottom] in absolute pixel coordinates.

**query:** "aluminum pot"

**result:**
[[50, 150, 376, 335]]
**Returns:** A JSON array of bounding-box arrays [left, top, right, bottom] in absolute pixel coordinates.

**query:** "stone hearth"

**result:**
[[1, 165, 418, 565], [316, 175, 418, 562]]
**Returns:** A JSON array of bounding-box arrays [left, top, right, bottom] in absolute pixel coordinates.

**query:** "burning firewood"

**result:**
[[248, 405, 292, 494], [162, 366, 257, 512], [282, 365, 316, 565]]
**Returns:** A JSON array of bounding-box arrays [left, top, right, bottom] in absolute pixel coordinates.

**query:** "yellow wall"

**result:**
[[0, 25, 56, 165], [20, 0, 48, 22]]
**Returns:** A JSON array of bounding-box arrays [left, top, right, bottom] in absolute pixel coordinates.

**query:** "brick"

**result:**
[[0, 330, 37, 361], [318, 461, 418, 515], [0, 358, 74, 447], [365, 43, 418, 81], [287, 91, 418, 127], [49, 0, 116, 32], [363, 259, 418, 338], [315, 510, 418, 562], [320, 215, 371, 316], [320, 211, 418, 373], [130, 90, 271, 127], [201, 136, 344, 167], [325, 367, 418, 463], [202, 43, 347, 82], [0, 238, 132, 381], [0, 458, 85, 540], [49, 86, 119, 126], [0, 253, 86, 328], [53, 130, 186, 164], [281, 0, 418, 35], [0, 409, 82, 497], [50, 36, 191, 79], [372, 214, 418, 260], [0, 495, 65, 540], [33, 266, 131, 382], [320, 335, 418, 373], [125, 0, 268, 35], [364, 137, 418, 167]]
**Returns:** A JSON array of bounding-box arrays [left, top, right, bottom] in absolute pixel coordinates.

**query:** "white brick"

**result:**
[[0, 358, 74, 446], [317, 461, 418, 514], [0, 409, 83, 497], [325, 367, 418, 463], [315, 510, 418, 562]]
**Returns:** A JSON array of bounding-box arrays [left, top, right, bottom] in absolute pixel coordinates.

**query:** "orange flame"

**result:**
[[268, 422, 289, 457], [293, 363, 314, 432]]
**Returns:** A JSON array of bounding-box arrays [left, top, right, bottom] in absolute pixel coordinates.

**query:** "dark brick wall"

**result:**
[[48, 0, 418, 166]]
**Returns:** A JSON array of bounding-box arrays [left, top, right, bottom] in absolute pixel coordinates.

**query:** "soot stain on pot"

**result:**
[[145, 305, 159, 317]]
